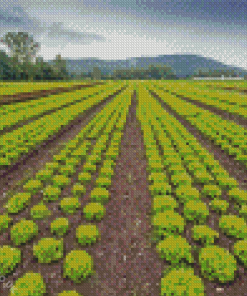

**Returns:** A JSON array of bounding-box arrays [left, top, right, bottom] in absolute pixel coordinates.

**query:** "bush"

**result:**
[[90, 187, 110, 204], [76, 224, 100, 246], [209, 199, 229, 214], [0, 214, 13, 233], [156, 234, 194, 265], [191, 225, 219, 246], [83, 202, 106, 221], [0, 245, 21, 276], [60, 197, 80, 214], [63, 250, 94, 283], [219, 214, 247, 239], [43, 185, 61, 202], [152, 196, 179, 214], [183, 200, 209, 224], [23, 179, 43, 194], [57, 291, 83, 296], [160, 265, 205, 296], [233, 239, 247, 268], [50, 217, 69, 236], [30, 202, 51, 220], [33, 238, 63, 263], [11, 219, 39, 246], [9, 272, 46, 296], [199, 245, 237, 283], [4, 192, 32, 214]]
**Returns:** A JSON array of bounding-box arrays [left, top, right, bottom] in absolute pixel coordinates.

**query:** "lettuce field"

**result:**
[[0, 80, 247, 296]]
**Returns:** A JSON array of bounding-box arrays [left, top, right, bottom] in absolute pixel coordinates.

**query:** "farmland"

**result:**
[[0, 80, 247, 296]]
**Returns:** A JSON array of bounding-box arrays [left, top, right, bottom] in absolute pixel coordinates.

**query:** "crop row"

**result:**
[[146, 83, 247, 168], [136, 83, 247, 296], [0, 84, 133, 296], [0, 81, 127, 166]]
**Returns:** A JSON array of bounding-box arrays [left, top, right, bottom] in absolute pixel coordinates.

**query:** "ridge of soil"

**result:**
[[0, 85, 127, 197], [149, 88, 247, 296], [0, 90, 164, 296], [0, 82, 105, 104], [205, 84, 247, 94]]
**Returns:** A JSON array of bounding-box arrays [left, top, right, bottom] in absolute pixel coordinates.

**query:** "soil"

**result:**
[[0, 82, 104, 105], [205, 84, 247, 94]]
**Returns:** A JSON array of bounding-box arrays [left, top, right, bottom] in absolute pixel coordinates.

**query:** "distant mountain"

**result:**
[[49, 54, 247, 78]]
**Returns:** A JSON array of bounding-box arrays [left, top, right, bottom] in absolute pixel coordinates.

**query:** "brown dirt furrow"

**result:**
[[0, 82, 105, 105], [0, 85, 126, 202], [150, 89, 247, 296], [206, 84, 247, 94]]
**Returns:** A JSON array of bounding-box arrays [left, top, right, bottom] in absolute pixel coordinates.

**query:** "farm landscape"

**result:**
[[0, 79, 247, 296]]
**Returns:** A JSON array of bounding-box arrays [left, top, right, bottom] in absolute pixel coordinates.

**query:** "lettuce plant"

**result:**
[[76, 224, 100, 246], [11, 219, 39, 246], [0, 245, 21, 276], [50, 217, 69, 236], [33, 238, 63, 263]]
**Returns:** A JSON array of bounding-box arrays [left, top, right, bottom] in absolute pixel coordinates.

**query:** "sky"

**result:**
[[0, 0, 247, 69]]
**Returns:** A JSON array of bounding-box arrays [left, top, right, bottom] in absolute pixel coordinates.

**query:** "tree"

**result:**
[[50, 54, 69, 80], [92, 67, 101, 80]]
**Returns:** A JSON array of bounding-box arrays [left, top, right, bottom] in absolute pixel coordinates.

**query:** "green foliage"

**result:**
[[209, 198, 229, 214], [0, 245, 21, 276], [30, 202, 51, 220], [50, 217, 69, 236], [35, 169, 53, 181], [199, 245, 237, 283], [23, 179, 43, 194], [76, 224, 100, 246], [238, 204, 247, 219], [0, 214, 13, 233], [4, 192, 32, 214], [175, 185, 200, 204], [63, 250, 94, 283], [9, 272, 46, 296], [152, 196, 179, 214], [161, 265, 205, 296], [11, 219, 39, 246], [183, 200, 209, 224], [201, 185, 221, 199], [228, 188, 247, 205], [33, 238, 63, 263], [60, 197, 80, 214], [219, 214, 247, 239], [90, 187, 110, 204], [149, 182, 172, 196], [156, 234, 194, 265], [77, 172, 92, 184], [83, 202, 106, 221], [95, 177, 112, 188], [52, 175, 70, 188], [71, 184, 86, 196], [191, 225, 219, 246], [170, 173, 192, 187], [233, 239, 247, 268], [57, 291, 83, 296], [43, 185, 61, 202]]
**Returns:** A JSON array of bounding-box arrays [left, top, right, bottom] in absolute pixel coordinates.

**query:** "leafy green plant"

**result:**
[[156, 234, 194, 265], [43, 185, 61, 202], [238, 204, 247, 219], [60, 197, 80, 214], [35, 169, 53, 182], [209, 199, 229, 214], [191, 225, 219, 246], [199, 245, 237, 283], [76, 224, 100, 246], [228, 187, 247, 205], [77, 172, 92, 184], [183, 200, 209, 224], [0, 245, 21, 276], [0, 214, 13, 233], [219, 214, 247, 239], [201, 185, 221, 199], [83, 202, 106, 221], [170, 173, 192, 187], [149, 182, 172, 196], [72, 184, 86, 196], [50, 217, 69, 236], [160, 265, 205, 296], [57, 291, 83, 296], [95, 177, 112, 188], [152, 196, 179, 214], [175, 185, 200, 204], [30, 202, 51, 220], [4, 192, 32, 214], [52, 174, 70, 188], [33, 238, 63, 263], [59, 165, 76, 177], [63, 250, 94, 283], [11, 219, 39, 246], [23, 179, 42, 194], [45, 161, 59, 171], [9, 272, 46, 296], [90, 187, 110, 204], [233, 239, 247, 268]]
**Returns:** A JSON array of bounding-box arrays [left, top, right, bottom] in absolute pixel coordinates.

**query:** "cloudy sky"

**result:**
[[0, 0, 246, 69]]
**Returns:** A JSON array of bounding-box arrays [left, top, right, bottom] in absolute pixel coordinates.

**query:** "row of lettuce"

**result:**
[[0, 81, 126, 166], [136, 82, 247, 296], [0, 85, 133, 296]]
